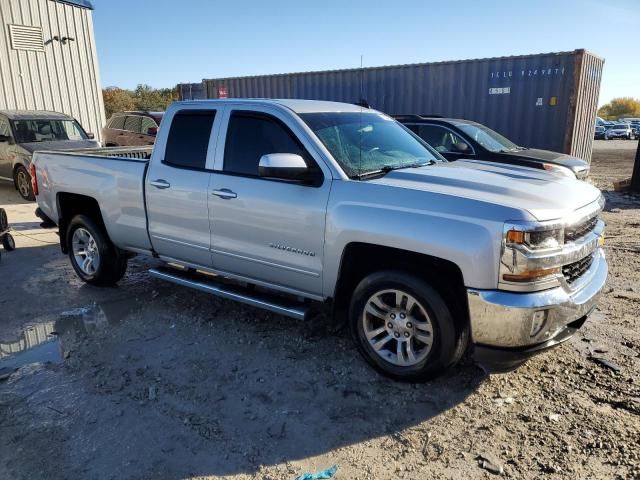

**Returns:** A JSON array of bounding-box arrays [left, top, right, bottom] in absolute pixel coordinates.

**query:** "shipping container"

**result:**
[[181, 50, 603, 163], [177, 82, 206, 100]]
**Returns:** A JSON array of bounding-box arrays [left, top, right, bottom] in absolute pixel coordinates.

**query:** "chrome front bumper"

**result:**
[[467, 248, 607, 349]]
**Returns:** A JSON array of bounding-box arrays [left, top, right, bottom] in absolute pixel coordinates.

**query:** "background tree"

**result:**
[[597, 97, 640, 120], [102, 84, 179, 118], [102, 87, 135, 117]]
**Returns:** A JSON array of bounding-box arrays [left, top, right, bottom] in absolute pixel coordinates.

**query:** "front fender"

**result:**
[[323, 180, 525, 297]]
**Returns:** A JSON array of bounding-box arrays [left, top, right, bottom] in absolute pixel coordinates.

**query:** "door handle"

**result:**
[[211, 188, 237, 199], [150, 179, 171, 189]]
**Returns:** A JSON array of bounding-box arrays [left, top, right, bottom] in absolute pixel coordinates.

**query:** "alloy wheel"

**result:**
[[362, 288, 434, 367], [72, 228, 101, 275], [17, 170, 30, 199]]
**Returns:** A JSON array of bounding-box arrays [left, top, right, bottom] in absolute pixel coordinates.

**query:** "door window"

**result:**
[[223, 112, 308, 176], [124, 115, 142, 133], [417, 125, 471, 154], [109, 115, 126, 130], [0, 116, 10, 137], [140, 116, 157, 135], [164, 110, 216, 169]]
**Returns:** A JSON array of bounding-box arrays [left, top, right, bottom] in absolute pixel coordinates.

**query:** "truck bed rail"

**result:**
[[41, 146, 153, 161]]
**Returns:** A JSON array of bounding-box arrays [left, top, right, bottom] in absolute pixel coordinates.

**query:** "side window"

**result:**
[[123, 115, 142, 133], [109, 115, 126, 130], [0, 116, 10, 137], [417, 125, 470, 154], [223, 112, 307, 176], [140, 116, 157, 135], [164, 110, 216, 169]]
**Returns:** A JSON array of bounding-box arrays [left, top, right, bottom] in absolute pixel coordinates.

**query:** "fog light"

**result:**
[[530, 310, 547, 337]]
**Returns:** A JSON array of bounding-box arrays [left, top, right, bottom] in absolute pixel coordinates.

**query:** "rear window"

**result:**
[[108, 116, 125, 129], [141, 116, 157, 135], [124, 115, 142, 133], [164, 111, 216, 169]]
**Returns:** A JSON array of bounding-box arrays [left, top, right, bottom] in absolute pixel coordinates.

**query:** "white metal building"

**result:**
[[0, 0, 104, 140]]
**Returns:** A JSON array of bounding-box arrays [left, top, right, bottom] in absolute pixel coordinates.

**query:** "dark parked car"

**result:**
[[594, 125, 606, 140], [102, 111, 163, 147], [395, 115, 590, 180]]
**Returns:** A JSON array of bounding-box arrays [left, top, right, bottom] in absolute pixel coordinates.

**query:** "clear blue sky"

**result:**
[[92, 0, 639, 106]]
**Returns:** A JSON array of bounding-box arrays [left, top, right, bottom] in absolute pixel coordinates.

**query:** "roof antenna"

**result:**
[[355, 55, 370, 108]]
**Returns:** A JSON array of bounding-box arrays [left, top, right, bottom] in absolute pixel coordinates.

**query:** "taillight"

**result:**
[[29, 163, 38, 196]]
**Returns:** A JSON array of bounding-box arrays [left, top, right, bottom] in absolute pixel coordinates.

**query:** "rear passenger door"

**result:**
[[145, 108, 220, 267], [209, 106, 331, 298]]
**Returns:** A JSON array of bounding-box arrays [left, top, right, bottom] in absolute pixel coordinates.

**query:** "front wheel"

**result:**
[[349, 271, 459, 382], [2, 234, 16, 251], [14, 165, 35, 201], [67, 215, 127, 286]]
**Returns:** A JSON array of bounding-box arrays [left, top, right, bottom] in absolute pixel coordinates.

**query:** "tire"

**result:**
[[14, 165, 35, 201], [0, 208, 7, 231], [348, 270, 459, 382], [2, 234, 16, 251], [66, 214, 127, 286]]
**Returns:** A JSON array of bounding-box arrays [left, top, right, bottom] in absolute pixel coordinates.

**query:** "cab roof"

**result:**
[[173, 99, 370, 114]]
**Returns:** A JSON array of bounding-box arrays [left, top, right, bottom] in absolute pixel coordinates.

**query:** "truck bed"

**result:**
[[33, 146, 154, 253]]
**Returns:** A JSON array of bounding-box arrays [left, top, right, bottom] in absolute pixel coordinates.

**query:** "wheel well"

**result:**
[[333, 243, 469, 334], [57, 193, 105, 253]]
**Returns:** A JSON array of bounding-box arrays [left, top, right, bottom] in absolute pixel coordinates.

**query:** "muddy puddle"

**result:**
[[0, 298, 140, 376]]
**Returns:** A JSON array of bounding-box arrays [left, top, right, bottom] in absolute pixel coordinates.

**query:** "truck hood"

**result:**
[[19, 139, 100, 153], [369, 160, 601, 221], [499, 148, 588, 172]]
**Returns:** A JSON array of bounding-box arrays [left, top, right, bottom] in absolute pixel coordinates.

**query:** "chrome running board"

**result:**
[[148, 267, 308, 320]]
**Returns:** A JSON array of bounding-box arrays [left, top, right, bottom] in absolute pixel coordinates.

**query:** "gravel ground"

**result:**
[[0, 141, 639, 480]]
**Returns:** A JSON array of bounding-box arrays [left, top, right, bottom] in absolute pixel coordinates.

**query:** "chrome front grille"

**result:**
[[565, 215, 598, 243], [563, 254, 594, 285]]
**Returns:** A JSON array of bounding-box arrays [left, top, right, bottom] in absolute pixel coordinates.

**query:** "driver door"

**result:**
[[414, 124, 475, 161], [208, 106, 331, 297]]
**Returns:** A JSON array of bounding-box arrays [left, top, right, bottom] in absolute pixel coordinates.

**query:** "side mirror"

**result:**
[[258, 153, 317, 183], [0, 134, 14, 144], [86, 132, 95, 139], [452, 142, 470, 153]]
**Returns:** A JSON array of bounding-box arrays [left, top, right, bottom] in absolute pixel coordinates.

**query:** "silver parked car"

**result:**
[[604, 123, 633, 140], [0, 110, 99, 200]]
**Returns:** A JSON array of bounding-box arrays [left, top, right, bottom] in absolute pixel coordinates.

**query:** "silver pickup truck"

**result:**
[[33, 99, 607, 381]]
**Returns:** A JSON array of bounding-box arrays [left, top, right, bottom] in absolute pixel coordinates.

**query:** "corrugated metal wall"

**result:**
[[190, 50, 602, 163], [568, 52, 603, 163], [0, 0, 105, 141]]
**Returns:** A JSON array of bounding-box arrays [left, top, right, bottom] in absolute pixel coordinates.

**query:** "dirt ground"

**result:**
[[1, 141, 639, 480]]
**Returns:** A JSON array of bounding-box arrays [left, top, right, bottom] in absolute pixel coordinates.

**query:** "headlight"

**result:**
[[542, 163, 575, 178], [506, 227, 564, 250], [500, 221, 564, 291]]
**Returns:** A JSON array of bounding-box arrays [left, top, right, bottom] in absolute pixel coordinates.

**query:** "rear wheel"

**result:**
[[67, 215, 127, 286], [349, 270, 459, 382], [14, 166, 35, 201]]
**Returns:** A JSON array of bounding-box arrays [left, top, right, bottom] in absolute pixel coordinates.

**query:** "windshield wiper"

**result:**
[[353, 160, 435, 180]]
